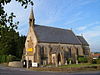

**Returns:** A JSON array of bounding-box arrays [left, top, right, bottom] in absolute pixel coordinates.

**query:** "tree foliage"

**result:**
[[0, 0, 33, 60], [0, 25, 26, 58], [0, 0, 33, 28]]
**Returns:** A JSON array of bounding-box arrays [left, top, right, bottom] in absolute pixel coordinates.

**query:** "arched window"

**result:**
[[40, 46, 44, 59], [68, 48, 71, 58], [76, 48, 79, 56]]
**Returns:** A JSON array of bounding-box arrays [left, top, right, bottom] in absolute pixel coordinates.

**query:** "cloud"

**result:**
[[84, 31, 100, 39], [76, 24, 100, 52], [77, 26, 87, 31], [79, 0, 97, 6], [77, 21, 100, 31], [64, 17, 82, 25], [82, 26, 100, 51], [84, 26, 100, 37]]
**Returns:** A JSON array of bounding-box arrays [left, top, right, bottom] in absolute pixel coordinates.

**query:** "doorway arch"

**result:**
[[58, 53, 61, 65]]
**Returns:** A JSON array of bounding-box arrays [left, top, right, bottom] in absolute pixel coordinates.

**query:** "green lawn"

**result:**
[[30, 63, 100, 72], [59, 63, 100, 68]]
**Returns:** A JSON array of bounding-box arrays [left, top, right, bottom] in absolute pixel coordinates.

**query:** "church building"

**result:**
[[22, 8, 90, 67]]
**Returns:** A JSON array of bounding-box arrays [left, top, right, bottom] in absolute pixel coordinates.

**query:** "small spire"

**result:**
[[81, 34, 83, 36], [29, 7, 35, 20]]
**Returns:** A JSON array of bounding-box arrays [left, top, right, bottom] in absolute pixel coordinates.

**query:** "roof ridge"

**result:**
[[35, 24, 72, 31]]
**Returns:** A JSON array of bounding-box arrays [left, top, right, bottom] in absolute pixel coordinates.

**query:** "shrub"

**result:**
[[0, 55, 7, 63], [96, 59, 100, 64], [78, 56, 88, 63], [0, 55, 18, 63], [92, 59, 97, 64], [67, 58, 73, 64]]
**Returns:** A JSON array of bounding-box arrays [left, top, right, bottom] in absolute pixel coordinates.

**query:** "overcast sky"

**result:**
[[4, 0, 100, 52]]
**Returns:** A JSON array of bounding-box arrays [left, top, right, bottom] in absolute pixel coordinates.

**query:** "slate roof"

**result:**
[[77, 36, 89, 46], [34, 25, 81, 45]]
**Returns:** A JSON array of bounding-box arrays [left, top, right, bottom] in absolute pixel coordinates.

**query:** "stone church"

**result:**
[[22, 9, 90, 67]]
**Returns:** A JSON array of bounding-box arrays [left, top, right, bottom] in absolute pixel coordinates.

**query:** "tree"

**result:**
[[0, 26, 26, 58], [0, 0, 32, 60], [16, 35, 26, 58]]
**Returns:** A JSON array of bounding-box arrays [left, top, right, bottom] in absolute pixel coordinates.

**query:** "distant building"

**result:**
[[92, 53, 100, 59], [22, 8, 91, 67]]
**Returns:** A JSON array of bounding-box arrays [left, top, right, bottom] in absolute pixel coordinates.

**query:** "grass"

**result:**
[[29, 63, 100, 72], [59, 63, 100, 68]]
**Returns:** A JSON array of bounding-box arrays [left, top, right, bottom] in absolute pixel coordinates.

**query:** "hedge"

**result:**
[[0, 55, 17, 63]]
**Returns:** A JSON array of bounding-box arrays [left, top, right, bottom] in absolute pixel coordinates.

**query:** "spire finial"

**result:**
[[29, 7, 35, 20], [29, 7, 35, 26]]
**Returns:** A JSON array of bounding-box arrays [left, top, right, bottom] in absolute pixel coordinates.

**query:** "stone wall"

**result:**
[[35, 43, 84, 65], [8, 61, 23, 68]]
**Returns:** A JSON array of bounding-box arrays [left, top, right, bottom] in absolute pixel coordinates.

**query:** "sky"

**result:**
[[4, 0, 100, 52]]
